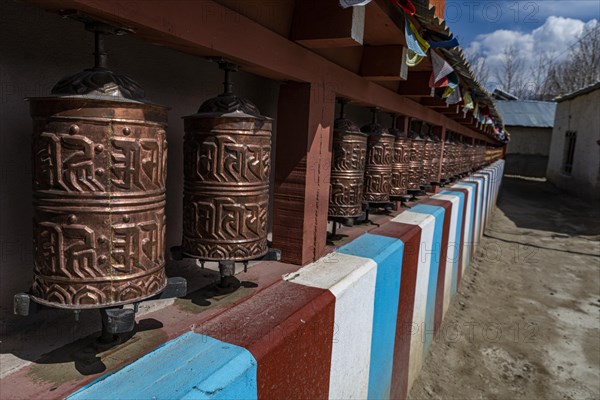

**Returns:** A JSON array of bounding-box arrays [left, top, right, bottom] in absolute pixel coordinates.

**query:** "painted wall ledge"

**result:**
[[1, 161, 504, 400]]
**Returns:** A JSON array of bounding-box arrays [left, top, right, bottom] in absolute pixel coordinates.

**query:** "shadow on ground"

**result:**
[[497, 176, 600, 236]]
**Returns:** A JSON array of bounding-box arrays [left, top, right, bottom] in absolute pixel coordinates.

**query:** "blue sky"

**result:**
[[442, 1, 600, 81], [446, 1, 600, 46]]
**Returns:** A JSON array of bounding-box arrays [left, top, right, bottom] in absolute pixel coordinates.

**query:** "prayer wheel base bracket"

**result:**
[[170, 246, 282, 289], [327, 216, 361, 244], [407, 188, 424, 201], [390, 195, 412, 208], [13, 277, 187, 341]]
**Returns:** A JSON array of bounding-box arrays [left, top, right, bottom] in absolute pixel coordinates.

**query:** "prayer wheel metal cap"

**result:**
[[49, 66, 147, 102], [191, 60, 265, 119], [45, 19, 153, 104]]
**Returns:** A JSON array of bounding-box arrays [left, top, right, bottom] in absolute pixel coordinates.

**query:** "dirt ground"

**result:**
[[408, 176, 600, 400]]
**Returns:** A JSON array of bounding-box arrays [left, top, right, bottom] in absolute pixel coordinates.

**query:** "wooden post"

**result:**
[[272, 82, 335, 265], [397, 115, 410, 133]]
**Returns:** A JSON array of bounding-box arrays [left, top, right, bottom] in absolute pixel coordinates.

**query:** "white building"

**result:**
[[546, 82, 600, 200]]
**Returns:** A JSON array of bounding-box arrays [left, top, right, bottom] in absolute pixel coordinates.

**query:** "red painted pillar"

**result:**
[[272, 82, 335, 265], [398, 115, 410, 133]]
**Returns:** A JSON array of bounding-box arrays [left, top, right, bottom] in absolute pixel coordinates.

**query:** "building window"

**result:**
[[562, 130, 577, 175]]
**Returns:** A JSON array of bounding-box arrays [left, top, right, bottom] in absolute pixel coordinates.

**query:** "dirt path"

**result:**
[[408, 177, 600, 400]]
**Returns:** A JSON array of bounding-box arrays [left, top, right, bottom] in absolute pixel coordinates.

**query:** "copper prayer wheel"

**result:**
[[408, 122, 425, 190], [430, 134, 442, 185], [389, 114, 411, 197], [441, 136, 451, 182], [29, 34, 168, 309], [477, 145, 485, 168], [461, 143, 469, 174], [361, 108, 394, 204], [469, 144, 476, 171], [422, 133, 434, 186], [458, 142, 467, 175], [328, 99, 367, 218], [446, 138, 457, 178], [181, 62, 272, 261]]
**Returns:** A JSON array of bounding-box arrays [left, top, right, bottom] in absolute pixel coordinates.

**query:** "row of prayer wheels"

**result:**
[[328, 99, 493, 222], [23, 21, 274, 318], [486, 147, 504, 163]]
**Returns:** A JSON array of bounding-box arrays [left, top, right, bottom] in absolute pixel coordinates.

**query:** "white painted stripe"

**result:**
[[284, 252, 377, 400], [466, 177, 484, 246], [391, 210, 436, 226], [432, 193, 460, 316], [392, 211, 435, 390], [453, 183, 474, 276], [473, 174, 489, 238]]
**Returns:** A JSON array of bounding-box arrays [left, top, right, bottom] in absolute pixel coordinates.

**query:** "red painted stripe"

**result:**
[[196, 281, 335, 399], [370, 222, 422, 400], [421, 198, 452, 334], [446, 187, 469, 285]]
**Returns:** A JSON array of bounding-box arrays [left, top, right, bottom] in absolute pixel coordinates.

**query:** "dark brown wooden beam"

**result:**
[[420, 97, 449, 108], [291, 0, 364, 48], [360, 45, 408, 81], [397, 71, 434, 97], [24, 0, 497, 145], [440, 105, 460, 115]]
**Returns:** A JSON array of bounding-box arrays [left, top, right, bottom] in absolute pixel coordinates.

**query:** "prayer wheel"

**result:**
[[460, 142, 466, 173], [389, 114, 411, 197], [422, 139, 433, 186], [29, 29, 168, 309], [361, 108, 394, 204], [430, 133, 442, 185], [469, 144, 476, 172], [181, 61, 272, 262], [461, 142, 469, 174], [328, 99, 367, 218], [407, 121, 426, 193], [441, 135, 451, 182]]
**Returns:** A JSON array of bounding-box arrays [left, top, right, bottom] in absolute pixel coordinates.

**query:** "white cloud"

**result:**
[[467, 16, 598, 84]]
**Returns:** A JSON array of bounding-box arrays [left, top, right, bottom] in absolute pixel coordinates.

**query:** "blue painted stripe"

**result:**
[[440, 190, 464, 296], [68, 332, 258, 400], [410, 204, 444, 356], [337, 233, 404, 400]]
